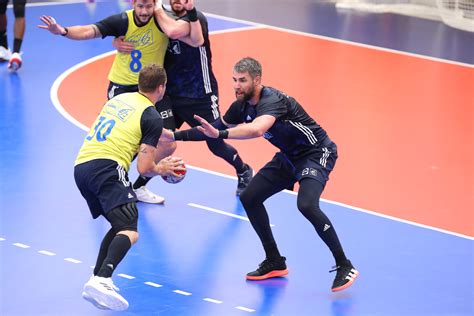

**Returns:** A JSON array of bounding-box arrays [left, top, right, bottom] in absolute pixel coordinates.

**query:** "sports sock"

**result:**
[[0, 31, 7, 49], [263, 242, 282, 259], [133, 175, 151, 190], [97, 234, 132, 278], [93, 228, 116, 275], [13, 38, 22, 53]]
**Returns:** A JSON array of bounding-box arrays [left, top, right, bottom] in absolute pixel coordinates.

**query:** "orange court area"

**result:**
[[58, 28, 473, 237]]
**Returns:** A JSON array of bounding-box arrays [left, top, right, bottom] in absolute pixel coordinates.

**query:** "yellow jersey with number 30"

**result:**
[[108, 10, 168, 86], [75, 92, 156, 170]]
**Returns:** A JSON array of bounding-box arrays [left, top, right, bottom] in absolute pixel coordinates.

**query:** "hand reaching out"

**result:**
[[194, 114, 219, 138], [38, 15, 65, 35]]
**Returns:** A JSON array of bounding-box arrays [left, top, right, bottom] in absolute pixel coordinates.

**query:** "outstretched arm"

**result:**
[[38, 15, 102, 40], [195, 114, 276, 140]]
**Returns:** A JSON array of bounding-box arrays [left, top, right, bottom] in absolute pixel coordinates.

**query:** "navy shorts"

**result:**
[[258, 139, 338, 188], [74, 159, 137, 219], [107, 81, 175, 130], [167, 94, 221, 129]]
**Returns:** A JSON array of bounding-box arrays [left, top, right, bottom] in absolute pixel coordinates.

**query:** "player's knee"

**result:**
[[13, 1, 26, 18], [206, 138, 225, 154], [240, 188, 259, 209], [118, 230, 139, 245], [106, 202, 139, 237], [296, 198, 317, 217]]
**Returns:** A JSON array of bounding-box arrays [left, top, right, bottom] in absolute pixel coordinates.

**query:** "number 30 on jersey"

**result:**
[[86, 116, 116, 142]]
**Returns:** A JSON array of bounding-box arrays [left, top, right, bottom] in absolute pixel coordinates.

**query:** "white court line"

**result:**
[[188, 203, 276, 227], [204, 12, 473, 68], [51, 50, 116, 133], [117, 273, 135, 279], [47, 12, 473, 241], [12, 243, 30, 248], [186, 165, 473, 241], [3, 235, 259, 314], [0, 237, 5, 241], [173, 290, 192, 296], [22, 0, 103, 8], [38, 250, 56, 256], [203, 298, 223, 304], [235, 306, 256, 312], [144, 281, 163, 288]]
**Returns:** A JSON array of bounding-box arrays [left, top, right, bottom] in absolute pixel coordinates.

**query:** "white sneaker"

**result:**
[[83, 276, 129, 311], [134, 186, 165, 204], [8, 52, 22, 71], [0, 46, 11, 62], [82, 291, 111, 310]]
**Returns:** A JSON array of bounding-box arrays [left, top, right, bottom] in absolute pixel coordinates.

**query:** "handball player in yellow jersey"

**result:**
[[39, 0, 204, 204], [74, 64, 184, 310]]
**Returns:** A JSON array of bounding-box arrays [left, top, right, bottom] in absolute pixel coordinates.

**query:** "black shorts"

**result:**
[[108, 81, 175, 130], [258, 140, 338, 188], [74, 159, 137, 219], [168, 94, 221, 129]]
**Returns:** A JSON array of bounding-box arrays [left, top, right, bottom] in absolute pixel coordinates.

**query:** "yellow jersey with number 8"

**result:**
[[108, 10, 168, 86]]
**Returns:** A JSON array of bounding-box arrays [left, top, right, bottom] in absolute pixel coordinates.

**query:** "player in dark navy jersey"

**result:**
[[114, 0, 253, 196], [164, 57, 359, 292]]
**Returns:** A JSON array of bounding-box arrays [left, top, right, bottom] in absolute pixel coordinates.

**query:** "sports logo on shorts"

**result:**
[[160, 109, 174, 119], [302, 168, 317, 177]]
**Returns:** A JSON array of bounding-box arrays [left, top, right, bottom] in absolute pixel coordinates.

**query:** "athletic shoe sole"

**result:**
[[137, 197, 165, 204], [331, 270, 360, 292], [83, 284, 129, 311], [82, 291, 110, 310], [246, 268, 289, 280]]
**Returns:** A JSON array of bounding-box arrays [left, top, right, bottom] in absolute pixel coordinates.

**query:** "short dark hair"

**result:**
[[138, 64, 167, 93], [233, 57, 262, 79]]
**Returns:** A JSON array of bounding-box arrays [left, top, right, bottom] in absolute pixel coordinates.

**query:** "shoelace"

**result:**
[[329, 265, 353, 280]]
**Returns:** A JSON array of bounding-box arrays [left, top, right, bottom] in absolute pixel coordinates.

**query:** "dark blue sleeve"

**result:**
[[223, 101, 245, 125], [95, 12, 128, 38], [140, 107, 163, 147], [257, 99, 287, 119]]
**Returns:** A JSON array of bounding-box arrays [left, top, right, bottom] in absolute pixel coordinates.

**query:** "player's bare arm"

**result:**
[[154, 6, 190, 39], [137, 144, 185, 177], [38, 15, 102, 40]]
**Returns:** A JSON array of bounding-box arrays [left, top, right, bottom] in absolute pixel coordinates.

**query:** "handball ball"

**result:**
[[162, 164, 186, 184]]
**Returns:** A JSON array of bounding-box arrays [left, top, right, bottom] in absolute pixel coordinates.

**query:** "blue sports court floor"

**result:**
[[0, 0, 473, 315]]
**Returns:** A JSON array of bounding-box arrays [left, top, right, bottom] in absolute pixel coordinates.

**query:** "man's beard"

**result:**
[[171, 1, 185, 15]]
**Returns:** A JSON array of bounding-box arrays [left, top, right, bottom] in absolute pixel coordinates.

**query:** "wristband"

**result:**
[[218, 130, 229, 139], [186, 8, 198, 22], [61, 27, 68, 37], [173, 131, 183, 141]]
